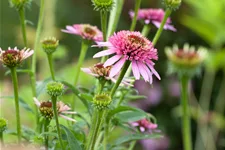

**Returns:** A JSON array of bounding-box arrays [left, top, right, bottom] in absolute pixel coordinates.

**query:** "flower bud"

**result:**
[[9, 0, 32, 11], [0, 118, 8, 132], [46, 81, 64, 97], [39, 101, 54, 120], [163, 0, 182, 10], [93, 93, 111, 110], [92, 0, 114, 12], [41, 37, 59, 55]]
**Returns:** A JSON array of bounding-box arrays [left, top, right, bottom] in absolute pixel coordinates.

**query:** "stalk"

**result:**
[[152, 9, 172, 46], [47, 54, 55, 80], [141, 25, 151, 37], [130, 0, 142, 31], [44, 119, 50, 150], [18, 7, 27, 47], [180, 75, 192, 150], [52, 96, 65, 150], [100, 11, 108, 62], [10, 67, 22, 143], [0, 132, 4, 146]]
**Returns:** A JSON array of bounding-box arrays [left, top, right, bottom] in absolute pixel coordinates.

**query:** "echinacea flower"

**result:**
[[0, 47, 33, 68], [81, 63, 133, 86], [34, 98, 77, 122], [131, 118, 158, 133], [129, 8, 176, 31], [93, 31, 161, 84], [61, 24, 103, 42]]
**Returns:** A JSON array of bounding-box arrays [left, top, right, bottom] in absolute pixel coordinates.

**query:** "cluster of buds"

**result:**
[[0, 118, 8, 133], [9, 0, 32, 11], [41, 37, 59, 55], [163, 0, 182, 10], [165, 44, 207, 77], [0, 47, 33, 68], [46, 81, 65, 97], [92, 0, 114, 12], [93, 93, 112, 110]]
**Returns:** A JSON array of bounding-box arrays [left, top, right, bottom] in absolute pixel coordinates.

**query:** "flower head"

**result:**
[[93, 31, 161, 84], [41, 37, 59, 55], [129, 9, 176, 31], [92, 0, 114, 12], [0, 47, 33, 68], [163, 0, 182, 10], [0, 118, 8, 132], [9, 0, 32, 11], [34, 98, 77, 122], [46, 81, 65, 97], [165, 44, 207, 76], [62, 24, 103, 42], [93, 93, 112, 110], [131, 118, 158, 133], [81, 63, 133, 86]]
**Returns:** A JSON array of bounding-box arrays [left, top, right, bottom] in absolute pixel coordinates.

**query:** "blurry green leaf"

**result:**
[[36, 78, 51, 97], [79, 93, 93, 102], [60, 125, 83, 150], [116, 111, 146, 123], [4, 69, 33, 76], [112, 133, 162, 146], [39, 132, 58, 137], [205, 50, 225, 72], [125, 95, 147, 101], [0, 96, 34, 114], [53, 45, 67, 59]]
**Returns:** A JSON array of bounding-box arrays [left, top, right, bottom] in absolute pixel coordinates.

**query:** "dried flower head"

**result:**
[[163, 0, 182, 10], [93, 93, 112, 110], [129, 8, 176, 31], [0, 118, 8, 132], [131, 118, 158, 133], [93, 31, 161, 84], [34, 98, 77, 122], [41, 37, 59, 55], [81, 63, 134, 86], [9, 0, 32, 10], [165, 44, 207, 76], [62, 24, 103, 42], [0, 47, 33, 68], [46, 81, 64, 97], [92, 0, 114, 12]]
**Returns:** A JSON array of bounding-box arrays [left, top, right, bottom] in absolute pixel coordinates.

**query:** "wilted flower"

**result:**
[[0, 47, 33, 68], [61, 24, 103, 42], [131, 118, 158, 133], [34, 98, 77, 122], [129, 8, 176, 31], [93, 31, 160, 84], [165, 44, 207, 75], [81, 63, 133, 86]]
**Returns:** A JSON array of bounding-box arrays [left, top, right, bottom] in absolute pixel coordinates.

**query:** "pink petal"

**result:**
[[93, 49, 116, 58], [59, 114, 77, 122], [137, 62, 149, 82], [132, 61, 140, 80], [140, 127, 145, 132], [93, 42, 113, 47], [146, 63, 161, 80], [109, 57, 126, 77], [103, 55, 122, 67], [152, 21, 161, 28], [33, 97, 40, 107], [144, 20, 150, 24], [131, 122, 139, 127], [61, 111, 77, 114], [141, 63, 153, 84], [164, 24, 177, 32]]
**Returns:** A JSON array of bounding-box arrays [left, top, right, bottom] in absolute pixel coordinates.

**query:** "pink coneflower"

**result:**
[[131, 118, 158, 133], [81, 63, 133, 86], [61, 24, 103, 42], [129, 8, 176, 31], [34, 98, 77, 122], [0, 47, 33, 68], [93, 30, 160, 84]]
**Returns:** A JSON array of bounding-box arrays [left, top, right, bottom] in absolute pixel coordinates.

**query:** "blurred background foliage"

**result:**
[[0, 0, 225, 149]]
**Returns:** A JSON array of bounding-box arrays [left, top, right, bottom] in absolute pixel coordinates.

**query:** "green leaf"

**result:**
[[39, 132, 58, 137], [0, 96, 34, 114], [115, 111, 146, 122], [79, 93, 93, 102], [112, 133, 162, 146], [125, 95, 147, 101], [60, 125, 83, 150], [36, 78, 52, 97]]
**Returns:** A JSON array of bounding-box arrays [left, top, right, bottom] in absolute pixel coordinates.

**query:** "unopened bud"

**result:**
[[46, 81, 64, 97], [163, 0, 182, 10], [41, 37, 59, 55], [93, 93, 111, 110], [92, 0, 114, 12], [0, 118, 8, 132]]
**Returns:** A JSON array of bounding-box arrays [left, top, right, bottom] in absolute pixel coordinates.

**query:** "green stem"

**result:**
[[180, 75, 192, 150], [10, 67, 21, 143], [110, 61, 131, 98], [128, 141, 136, 150], [141, 25, 151, 37], [44, 119, 50, 150], [152, 9, 172, 46], [71, 40, 89, 110], [100, 11, 108, 62], [32, 0, 45, 130], [0, 132, 3, 146], [52, 96, 65, 150], [18, 7, 27, 47], [47, 54, 55, 80], [107, 0, 125, 37], [130, 0, 142, 31], [103, 123, 109, 150]]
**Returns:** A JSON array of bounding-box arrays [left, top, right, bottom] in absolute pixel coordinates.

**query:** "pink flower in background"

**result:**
[[131, 118, 158, 133], [81, 63, 133, 86], [93, 31, 160, 84], [129, 8, 176, 31], [61, 24, 103, 42]]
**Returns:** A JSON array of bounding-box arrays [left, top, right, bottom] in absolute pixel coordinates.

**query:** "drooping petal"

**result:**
[[137, 62, 149, 82], [141, 63, 153, 84], [59, 114, 77, 122], [164, 24, 177, 32], [132, 61, 140, 80], [61, 111, 77, 114], [33, 97, 41, 107], [109, 57, 126, 77], [152, 21, 161, 29], [146, 63, 161, 80], [93, 42, 113, 47], [93, 49, 116, 58], [81, 68, 99, 77], [104, 55, 122, 67]]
